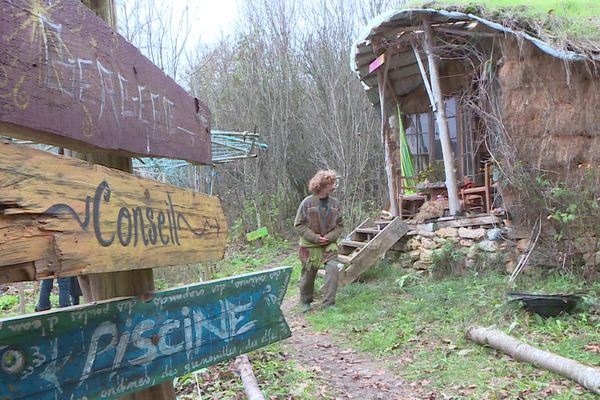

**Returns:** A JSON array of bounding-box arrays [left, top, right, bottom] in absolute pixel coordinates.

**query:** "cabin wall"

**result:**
[[498, 39, 600, 174]]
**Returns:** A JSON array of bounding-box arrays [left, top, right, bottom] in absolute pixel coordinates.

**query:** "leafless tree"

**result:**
[[188, 0, 404, 236], [116, 0, 198, 83]]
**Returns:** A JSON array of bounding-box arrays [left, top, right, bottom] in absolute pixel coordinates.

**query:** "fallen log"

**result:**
[[234, 355, 266, 400], [466, 326, 600, 394]]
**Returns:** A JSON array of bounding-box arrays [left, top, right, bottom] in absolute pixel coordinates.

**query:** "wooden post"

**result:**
[[78, 1, 175, 399], [377, 51, 400, 217], [421, 18, 462, 216], [410, 37, 436, 113], [17, 282, 25, 314]]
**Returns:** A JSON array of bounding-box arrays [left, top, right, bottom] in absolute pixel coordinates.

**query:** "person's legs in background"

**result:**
[[70, 277, 82, 306], [322, 259, 340, 307], [35, 279, 54, 312], [299, 263, 319, 312], [56, 277, 71, 308]]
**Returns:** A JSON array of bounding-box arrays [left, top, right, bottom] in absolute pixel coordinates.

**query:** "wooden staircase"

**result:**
[[337, 217, 409, 285]]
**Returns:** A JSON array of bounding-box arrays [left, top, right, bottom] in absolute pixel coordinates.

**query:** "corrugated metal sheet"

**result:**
[[351, 8, 598, 107]]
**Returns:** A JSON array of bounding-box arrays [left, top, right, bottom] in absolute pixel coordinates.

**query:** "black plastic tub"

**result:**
[[507, 292, 582, 318]]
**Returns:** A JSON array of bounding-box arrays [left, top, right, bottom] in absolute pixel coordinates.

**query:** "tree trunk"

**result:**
[[421, 18, 461, 216], [234, 355, 266, 400], [466, 326, 600, 395], [377, 53, 399, 217]]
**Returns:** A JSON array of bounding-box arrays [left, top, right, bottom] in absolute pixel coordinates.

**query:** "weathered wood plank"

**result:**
[[409, 215, 504, 231], [339, 240, 367, 248], [0, 267, 292, 400], [340, 217, 409, 285], [0, 142, 227, 282], [0, 0, 211, 164]]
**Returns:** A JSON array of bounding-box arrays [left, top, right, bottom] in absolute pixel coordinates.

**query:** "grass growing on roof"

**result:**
[[402, 0, 600, 42], [307, 261, 600, 399]]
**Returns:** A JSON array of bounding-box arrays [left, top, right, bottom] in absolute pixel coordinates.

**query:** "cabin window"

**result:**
[[404, 96, 477, 181]]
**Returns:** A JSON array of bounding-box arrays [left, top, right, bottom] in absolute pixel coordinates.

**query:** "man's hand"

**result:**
[[318, 236, 329, 245]]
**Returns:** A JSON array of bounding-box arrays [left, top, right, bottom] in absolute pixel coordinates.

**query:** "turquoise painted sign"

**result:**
[[0, 267, 291, 400]]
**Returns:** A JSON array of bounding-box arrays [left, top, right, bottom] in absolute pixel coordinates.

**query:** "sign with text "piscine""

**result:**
[[0, 267, 292, 400], [0, 142, 227, 282], [0, 0, 212, 164]]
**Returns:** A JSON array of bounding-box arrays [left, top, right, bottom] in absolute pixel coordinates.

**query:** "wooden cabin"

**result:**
[[349, 7, 600, 222]]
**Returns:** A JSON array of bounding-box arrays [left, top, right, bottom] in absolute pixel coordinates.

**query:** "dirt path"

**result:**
[[263, 250, 437, 399], [281, 297, 438, 400]]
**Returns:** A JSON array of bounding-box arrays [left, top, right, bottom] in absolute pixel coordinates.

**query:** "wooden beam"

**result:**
[[434, 27, 500, 38], [75, 4, 166, 399], [421, 17, 462, 216], [409, 214, 504, 231], [377, 52, 399, 217], [410, 36, 436, 113], [0, 0, 211, 164], [0, 142, 227, 282]]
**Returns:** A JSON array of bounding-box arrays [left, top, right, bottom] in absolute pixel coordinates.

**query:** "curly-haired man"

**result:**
[[294, 169, 343, 312]]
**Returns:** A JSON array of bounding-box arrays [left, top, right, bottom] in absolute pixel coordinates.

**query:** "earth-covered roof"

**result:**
[[351, 6, 600, 107]]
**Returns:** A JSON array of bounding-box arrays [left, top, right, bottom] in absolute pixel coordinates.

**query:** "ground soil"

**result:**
[[281, 296, 439, 400]]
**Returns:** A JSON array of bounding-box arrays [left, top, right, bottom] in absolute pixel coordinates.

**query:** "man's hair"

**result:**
[[308, 170, 337, 194]]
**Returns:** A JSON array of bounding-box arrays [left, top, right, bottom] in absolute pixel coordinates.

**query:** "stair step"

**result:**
[[340, 217, 410, 286], [340, 240, 367, 248], [355, 228, 380, 235], [374, 219, 392, 226], [337, 254, 353, 264]]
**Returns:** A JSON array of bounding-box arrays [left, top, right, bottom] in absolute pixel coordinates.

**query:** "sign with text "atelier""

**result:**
[[0, 142, 227, 283], [0, 267, 292, 400], [0, 0, 211, 164]]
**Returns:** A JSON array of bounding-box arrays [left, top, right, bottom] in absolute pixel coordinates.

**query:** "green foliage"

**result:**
[[431, 240, 465, 278], [0, 294, 19, 311], [210, 236, 294, 280], [251, 344, 328, 399], [307, 262, 600, 399], [419, 160, 446, 183], [536, 170, 600, 252], [403, 0, 600, 40], [174, 345, 328, 399]]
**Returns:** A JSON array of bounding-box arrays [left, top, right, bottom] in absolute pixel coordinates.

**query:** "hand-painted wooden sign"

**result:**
[[0, 267, 292, 400], [0, 142, 227, 283], [0, 0, 211, 164], [246, 227, 269, 242], [369, 53, 385, 74]]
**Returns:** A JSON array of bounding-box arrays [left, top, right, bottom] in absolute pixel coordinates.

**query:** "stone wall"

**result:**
[[394, 224, 523, 276]]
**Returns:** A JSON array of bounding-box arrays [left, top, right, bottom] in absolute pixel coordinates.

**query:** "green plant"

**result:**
[[0, 294, 19, 311], [307, 262, 600, 399], [395, 272, 424, 289], [404, 0, 600, 40], [419, 160, 446, 183], [174, 345, 329, 399], [431, 240, 465, 278]]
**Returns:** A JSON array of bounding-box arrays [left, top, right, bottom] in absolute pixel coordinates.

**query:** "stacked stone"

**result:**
[[399, 226, 519, 274]]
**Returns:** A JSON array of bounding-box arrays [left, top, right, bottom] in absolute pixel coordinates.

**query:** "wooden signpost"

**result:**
[[0, 0, 212, 164], [0, 267, 292, 400], [0, 1, 289, 399], [0, 142, 227, 283]]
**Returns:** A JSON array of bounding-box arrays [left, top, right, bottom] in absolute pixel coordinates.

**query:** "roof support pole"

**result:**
[[377, 51, 400, 217], [421, 18, 462, 216], [410, 37, 437, 113]]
